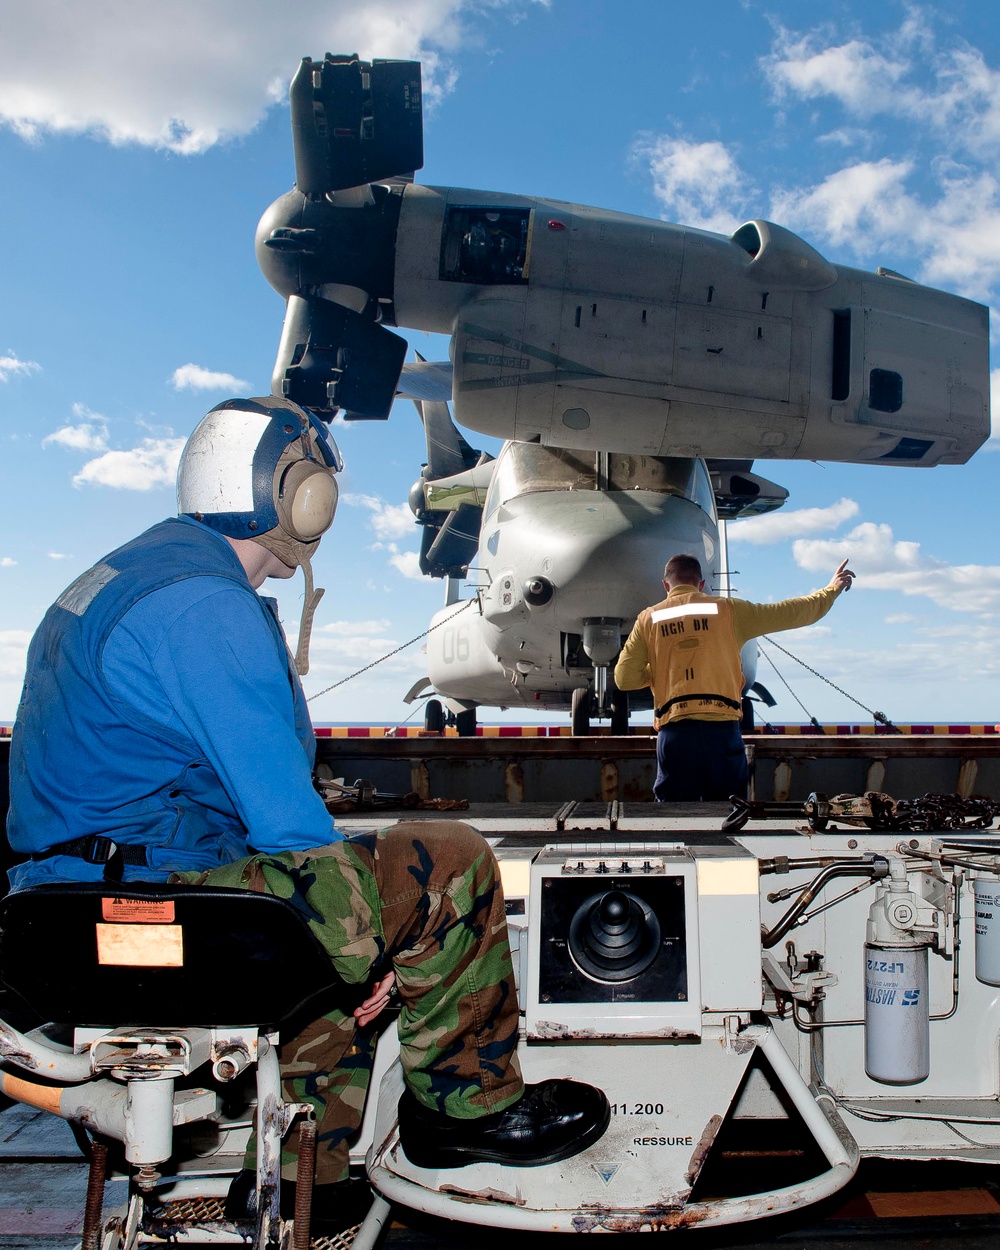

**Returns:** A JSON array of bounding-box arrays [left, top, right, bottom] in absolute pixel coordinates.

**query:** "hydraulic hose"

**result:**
[[762, 858, 889, 949]]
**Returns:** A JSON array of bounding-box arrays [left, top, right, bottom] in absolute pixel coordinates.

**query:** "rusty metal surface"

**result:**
[[307, 735, 1000, 806], [2, 740, 999, 838], [311, 735, 1000, 761], [79, 1137, 107, 1250]]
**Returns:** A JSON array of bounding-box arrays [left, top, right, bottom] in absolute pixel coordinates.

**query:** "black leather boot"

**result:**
[[398, 1079, 610, 1169]]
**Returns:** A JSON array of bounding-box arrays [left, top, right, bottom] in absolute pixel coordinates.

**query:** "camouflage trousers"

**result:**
[[177, 821, 523, 1183]]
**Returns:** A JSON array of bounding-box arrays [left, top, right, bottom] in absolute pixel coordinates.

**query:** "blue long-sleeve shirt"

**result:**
[[7, 518, 339, 890]]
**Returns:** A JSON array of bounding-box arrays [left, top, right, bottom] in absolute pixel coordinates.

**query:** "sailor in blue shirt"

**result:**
[[4, 396, 612, 1218], [7, 396, 343, 887]]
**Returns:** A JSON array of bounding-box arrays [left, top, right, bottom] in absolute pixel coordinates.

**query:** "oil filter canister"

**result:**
[[974, 877, 1000, 986], [864, 942, 929, 1085]]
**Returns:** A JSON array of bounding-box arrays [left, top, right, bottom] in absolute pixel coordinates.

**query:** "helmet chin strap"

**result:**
[[252, 530, 325, 676], [293, 555, 324, 677]]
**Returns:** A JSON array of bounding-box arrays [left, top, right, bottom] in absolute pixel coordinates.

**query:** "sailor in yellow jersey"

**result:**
[[614, 553, 855, 801]]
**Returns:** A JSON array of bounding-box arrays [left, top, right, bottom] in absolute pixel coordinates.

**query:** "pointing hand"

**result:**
[[829, 559, 855, 592]]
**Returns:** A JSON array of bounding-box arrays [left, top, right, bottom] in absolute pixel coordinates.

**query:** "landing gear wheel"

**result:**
[[610, 683, 629, 736], [455, 708, 477, 737], [424, 699, 444, 733], [571, 686, 591, 737]]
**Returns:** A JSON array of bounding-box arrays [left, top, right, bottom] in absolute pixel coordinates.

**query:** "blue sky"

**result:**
[[2, 0, 999, 728]]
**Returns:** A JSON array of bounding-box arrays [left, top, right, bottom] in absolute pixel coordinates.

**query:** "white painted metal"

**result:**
[[366, 1022, 859, 1231], [351, 1195, 394, 1250], [124, 1077, 175, 1165], [524, 844, 703, 1039], [255, 1036, 282, 1246], [0, 1018, 91, 1082]]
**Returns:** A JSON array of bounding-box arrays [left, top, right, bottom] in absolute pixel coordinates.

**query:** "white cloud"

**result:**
[[0, 1, 537, 153], [337, 495, 423, 576], [171, 363, 250, 391], [47, 552, 72, 560], [0, 558, 16, 568], [990, 368, 1000, 442], [756, 633, 999, 724], [760, 18, 1000, 302], [729, 497, 859, 546], [816, 126, 873, 149], [389, 549, 423, 579], [0, 351, 40, 382], [0, 630, 31, 678], [43, 405, 110, 452], [763, 18, 1000, 158], [373, 502, 418, 541], [342, 492, 417, 541], [319, 619, 392, 636], [764, 32, 914, 117], [310, 632, 402, 665], [770, 158, 914, 251], [633, 134, 754, 233], [73, 437, 185, 491], [769, 157, 1000, 303], [793, 520, 1000, 613], [305, 617, 429, 677]]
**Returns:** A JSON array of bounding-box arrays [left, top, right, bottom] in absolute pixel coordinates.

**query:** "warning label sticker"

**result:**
[[102, 897, 176, 924]]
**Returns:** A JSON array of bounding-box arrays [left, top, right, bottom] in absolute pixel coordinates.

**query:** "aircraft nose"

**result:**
[[500, 490, 712, 622]]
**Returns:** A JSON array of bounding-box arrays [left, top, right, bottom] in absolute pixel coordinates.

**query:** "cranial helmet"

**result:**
[[176, 396, 344, 674], [177, 395, 343, 552]]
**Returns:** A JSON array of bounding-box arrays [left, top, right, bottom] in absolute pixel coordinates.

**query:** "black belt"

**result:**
[[29, 835, 149, 883], [655, 693, 741, 718]]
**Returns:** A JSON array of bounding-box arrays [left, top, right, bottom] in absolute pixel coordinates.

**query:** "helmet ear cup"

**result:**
[[275, 458, 338, 541]]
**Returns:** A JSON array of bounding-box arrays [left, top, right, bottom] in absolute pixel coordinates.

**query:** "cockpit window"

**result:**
[[483, 444, 716, 518], [440, 206, 531, 284], [607, 454, 712, 513], [483, 445, 594, 516]]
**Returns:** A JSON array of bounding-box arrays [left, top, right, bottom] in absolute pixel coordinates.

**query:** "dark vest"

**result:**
[[7, 518, 314, 884]]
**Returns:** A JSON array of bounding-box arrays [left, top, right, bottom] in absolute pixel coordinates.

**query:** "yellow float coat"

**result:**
[[614, 584, 842, 729]]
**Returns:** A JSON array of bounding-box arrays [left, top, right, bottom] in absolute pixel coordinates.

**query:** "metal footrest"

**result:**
[[312, 1225, 364, 1250]]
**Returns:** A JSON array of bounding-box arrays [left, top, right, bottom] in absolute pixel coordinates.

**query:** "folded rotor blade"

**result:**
[[290, 55, 423, 196], [272, 294, 406, 419], [397, 359, 454, 403], [420, 504, 483, 578]]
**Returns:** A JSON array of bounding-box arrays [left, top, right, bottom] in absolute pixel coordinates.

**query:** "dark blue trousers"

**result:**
[[654, 719, 748, 802]]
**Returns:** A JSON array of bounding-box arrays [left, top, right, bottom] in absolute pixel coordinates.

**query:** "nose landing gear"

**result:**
[[571, 669, 630, 736]]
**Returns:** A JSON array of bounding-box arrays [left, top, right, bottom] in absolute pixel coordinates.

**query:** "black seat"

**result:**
[[0, 882, 339, 1029]]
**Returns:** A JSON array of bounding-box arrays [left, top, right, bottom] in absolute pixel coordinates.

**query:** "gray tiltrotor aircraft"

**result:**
[[0, 55, 996, 1250], [404, 387, 785, 734], [256, 56, 990, 470]]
